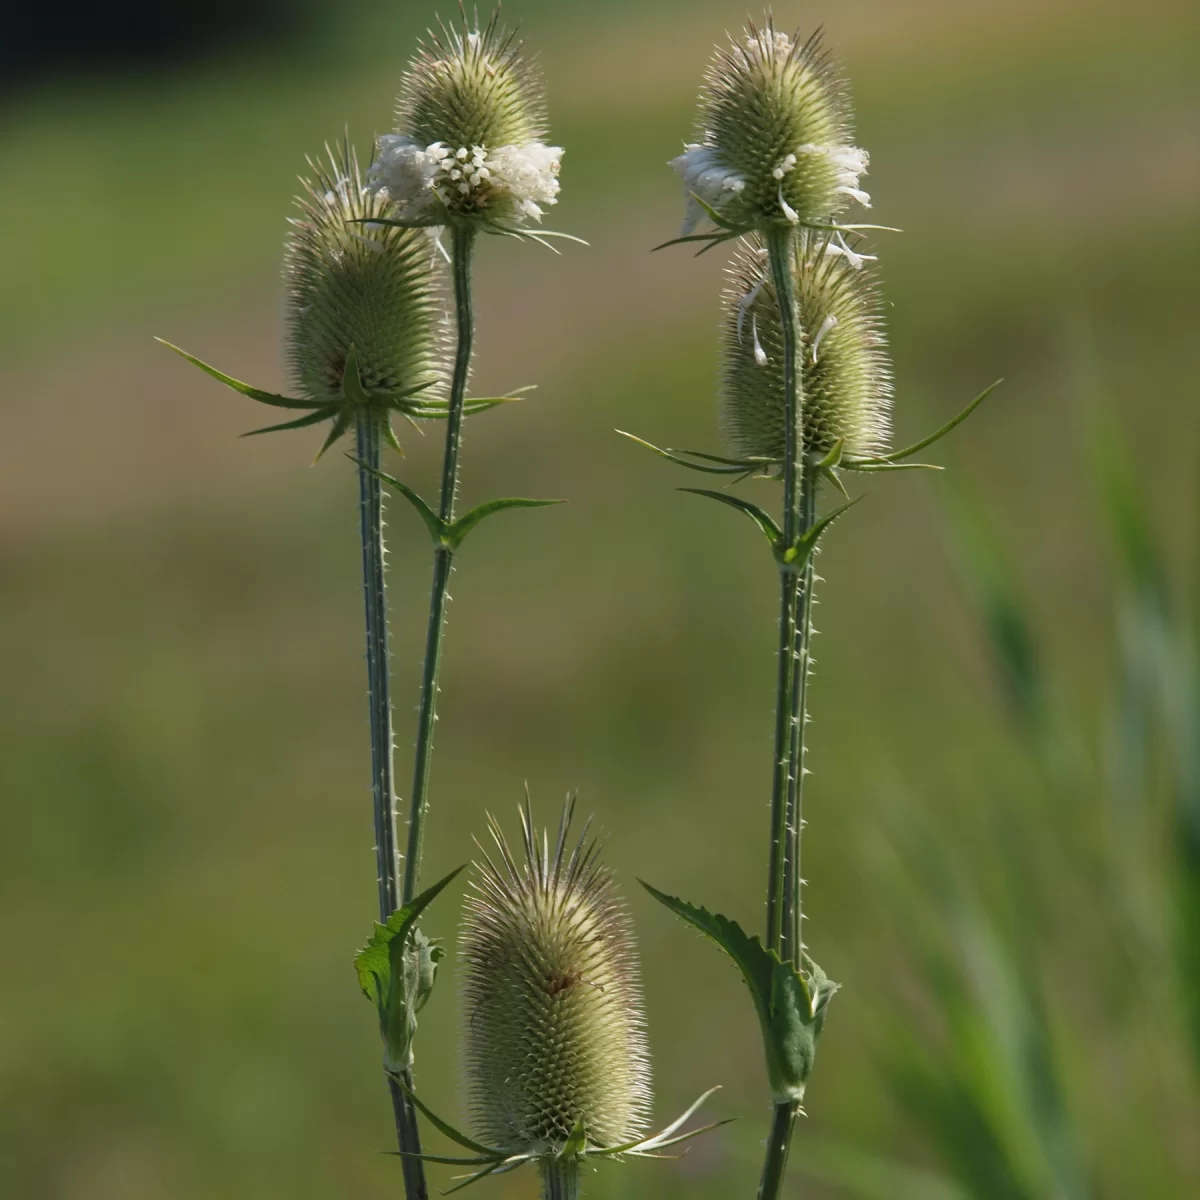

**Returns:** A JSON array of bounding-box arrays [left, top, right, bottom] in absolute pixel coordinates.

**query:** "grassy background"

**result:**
[[2, 1, 1199, 1196]]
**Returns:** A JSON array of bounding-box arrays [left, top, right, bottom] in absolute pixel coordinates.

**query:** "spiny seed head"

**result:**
[[283, 141, 449, 410], [399, 10, 546, 151], [370, 11, 562, 227], [460, 800, 652, 1155], [721, 233, 892, 461], [673, 20, 868, 234]]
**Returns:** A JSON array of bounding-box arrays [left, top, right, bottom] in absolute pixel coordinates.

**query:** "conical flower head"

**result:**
[[721, 233, 892, 461], [369, 11, 562, 227], [283, 142, 449, 415], [673, 20, 868, 234], [460, 801, 652, 1155]]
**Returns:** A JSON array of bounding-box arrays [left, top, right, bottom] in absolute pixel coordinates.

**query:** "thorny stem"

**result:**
[[355, 416, 428, 1197], [782, 468, 817, 965], [757, 1101, 800, 1200], [402, 223, 476, 905], [765, 227, 804, 961], [760, 228, 815, 1200], [540, 1158, 581, 1200], [356, 416, 400, 919]]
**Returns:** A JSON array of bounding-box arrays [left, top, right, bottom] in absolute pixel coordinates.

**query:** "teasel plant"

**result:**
[[156, 11, 577, 1197], [623, 16, 999, 1200], [372, 796, 728, 1198]]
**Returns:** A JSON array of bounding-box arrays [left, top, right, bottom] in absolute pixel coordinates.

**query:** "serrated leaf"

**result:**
[[155, 339, 322, 409], [641, 883, 838, 1101], [444, 497, 564, 550], [680, 488, 783, 549], [355, 866, 463, 1071]]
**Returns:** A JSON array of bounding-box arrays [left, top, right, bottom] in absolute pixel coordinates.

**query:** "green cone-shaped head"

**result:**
[[460, 800, 652, 1155], [398, 10, 547, 151], [721, 233, 892, 461], [673, 20, 868, 233], [283, 141, 449, 411]]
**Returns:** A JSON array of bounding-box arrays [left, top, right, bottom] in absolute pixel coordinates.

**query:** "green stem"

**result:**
[[355, 416, 428, 1198], [782, 467, 817, 964], [540, 1159, 581, 1200], [402, 224, 476, 904], [757, 1102, 800, 1200], [356, 416, 400, 919], [765, 227, 803, 959]]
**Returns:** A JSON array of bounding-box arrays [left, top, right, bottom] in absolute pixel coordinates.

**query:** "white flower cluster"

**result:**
[[745, 30, 794, 58], [671, 144, 747, 234], [795, 143, 871, 209], [369, 135, 562, 225]]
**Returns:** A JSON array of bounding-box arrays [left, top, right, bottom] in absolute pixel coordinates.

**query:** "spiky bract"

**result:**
[[673, 21, 868, 234], [283, 142, 449, 415], [460, 801, 652, 1155], [721, 233, 892, 461]]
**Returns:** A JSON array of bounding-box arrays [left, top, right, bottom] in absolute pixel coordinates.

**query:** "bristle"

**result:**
[[282, 141, 450, 408], [672, 20, 869, 233], [720, 232, 893, 461], [460, 800, 653, 1154]]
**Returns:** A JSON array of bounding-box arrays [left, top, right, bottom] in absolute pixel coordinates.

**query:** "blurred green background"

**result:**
[[3, 0, 1199, 1196]]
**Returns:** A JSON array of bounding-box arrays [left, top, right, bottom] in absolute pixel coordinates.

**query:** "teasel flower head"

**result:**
[[672, 19, 868, 235], [721, 232, 892, 462], [283, 140, 451, 450], [460, 799, 652, 1156], [369, 10, 563, 229]]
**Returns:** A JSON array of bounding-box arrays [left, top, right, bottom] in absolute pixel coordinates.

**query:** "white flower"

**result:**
[[823, 230, 877, 271], [671, 144, 747, 233], [745, 30, 794, 59], [486, 141, 563, 220], [810, 314, 838, 362], [368, 136, 563, 226], [796, 143, 871, 209]]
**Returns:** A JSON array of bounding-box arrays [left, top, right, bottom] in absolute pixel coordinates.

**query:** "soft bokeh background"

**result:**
[[3, 1, 1199, 1196]]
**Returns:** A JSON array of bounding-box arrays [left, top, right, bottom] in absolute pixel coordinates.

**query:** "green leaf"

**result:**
[[679, 489, 783, 549], [782, 497, 863, 571], [616, 430, 757, 475], [640, 883, 838, 1101], [241, 407, 337, 438], [353, 461, 445, 545], [390, 1074, 507, 1158], [313, 410, 353, 461], [340, 344, 369, 408], [354, 866, 463, 1072], [848, 380, 1001, 467], [562, 1118, 588, 1160], [155, 339, 323, 409], [444, 497, 565, 550]]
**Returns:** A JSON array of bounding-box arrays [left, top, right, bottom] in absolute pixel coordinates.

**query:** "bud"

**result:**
[[283, 141, 449, 415], [460, 801, 652, 1154], [720, 233, 892, 462], [369, 12, 562, 228], [672, 20, 868, 234]]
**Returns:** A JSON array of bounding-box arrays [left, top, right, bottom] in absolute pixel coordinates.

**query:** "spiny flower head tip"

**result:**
[[673, 19, 868, 234], [721, 232, 892, 462], [369, 10, 562, 228], [460, 798, 652, 1156], [284, 140, 450, 425]]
